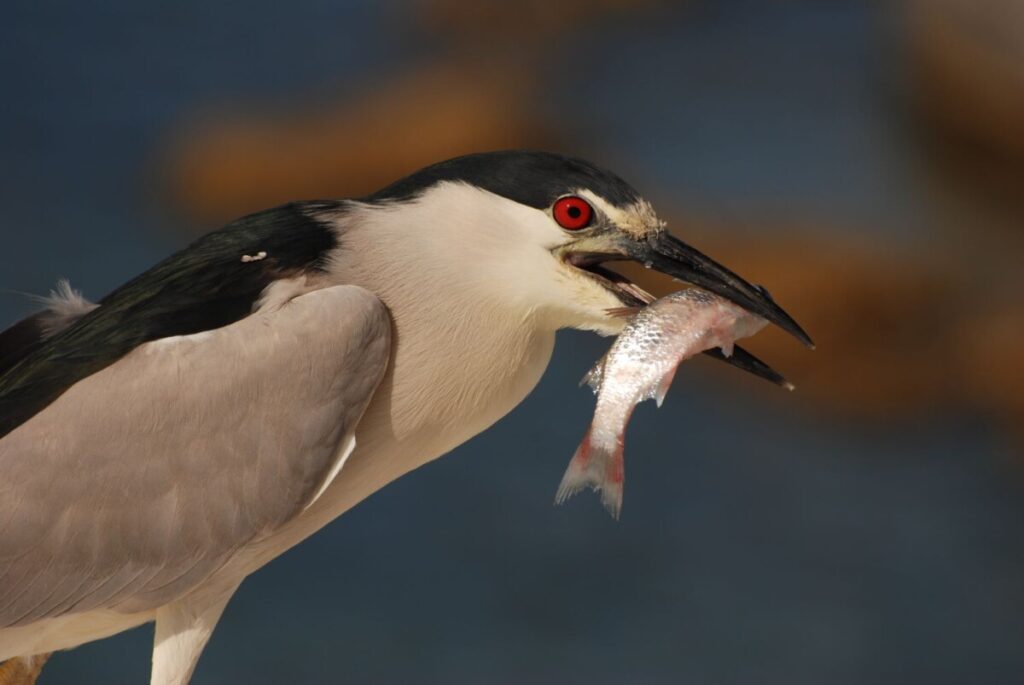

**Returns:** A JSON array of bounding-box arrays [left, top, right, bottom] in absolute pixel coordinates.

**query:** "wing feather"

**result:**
[[0, 285, 390, 627]]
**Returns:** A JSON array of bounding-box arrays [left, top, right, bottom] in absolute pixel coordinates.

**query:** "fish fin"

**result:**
[[555, 428, 625, 520], [581, 358, 605, 391], [605, 306, 641, 318], [654, 365, 680, 408]]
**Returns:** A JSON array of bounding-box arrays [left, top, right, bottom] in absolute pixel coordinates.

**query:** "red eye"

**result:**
[[552, 196, 593, 231]]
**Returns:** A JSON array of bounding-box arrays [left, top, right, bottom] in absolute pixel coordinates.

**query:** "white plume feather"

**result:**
[[35, 279, 98, 337]]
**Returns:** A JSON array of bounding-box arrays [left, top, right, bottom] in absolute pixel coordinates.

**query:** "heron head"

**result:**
[[360, 151, 811, 346]]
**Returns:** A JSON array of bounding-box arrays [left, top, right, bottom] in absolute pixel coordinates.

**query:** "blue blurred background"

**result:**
[[3, 1, 1024, 683]]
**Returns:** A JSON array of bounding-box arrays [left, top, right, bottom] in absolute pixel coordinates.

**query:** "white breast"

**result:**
[[221, 197, 559, 575]]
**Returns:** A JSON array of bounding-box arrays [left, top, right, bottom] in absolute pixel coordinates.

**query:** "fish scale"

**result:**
[[556, 288, 768, 518]]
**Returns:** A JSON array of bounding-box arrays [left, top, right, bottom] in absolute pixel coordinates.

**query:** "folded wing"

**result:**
[[0, 285, 390, 627]]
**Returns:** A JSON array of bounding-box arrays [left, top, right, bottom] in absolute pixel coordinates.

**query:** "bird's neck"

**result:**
[[227, 200, 559, 576], [304, 207, 557, 522], [360, 294, 555, 461], [237, 284, 554, 576]]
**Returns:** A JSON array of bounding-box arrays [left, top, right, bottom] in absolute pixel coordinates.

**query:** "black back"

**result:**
[[0, 313, 47, 379], [0, 201, 339, 439], [0, 150, 640, 439]]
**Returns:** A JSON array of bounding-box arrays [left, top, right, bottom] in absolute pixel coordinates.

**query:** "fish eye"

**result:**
[[552, 196, 593, 231]]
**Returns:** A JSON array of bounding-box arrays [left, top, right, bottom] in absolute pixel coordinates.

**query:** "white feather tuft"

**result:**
[[34, 279, 98, 337]]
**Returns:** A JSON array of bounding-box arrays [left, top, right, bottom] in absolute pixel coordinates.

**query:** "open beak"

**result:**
[[704, 345, 795, 391], [627, 233, 814, 348], [561, 230, 811, 389]]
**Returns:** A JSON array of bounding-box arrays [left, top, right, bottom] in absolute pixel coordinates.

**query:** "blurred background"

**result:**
[[2, 0, 1023, 682]]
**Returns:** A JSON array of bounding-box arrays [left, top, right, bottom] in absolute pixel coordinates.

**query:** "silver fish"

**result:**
[[556, 288, 769, 518]]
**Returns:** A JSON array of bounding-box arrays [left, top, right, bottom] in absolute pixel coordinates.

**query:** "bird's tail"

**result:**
[[554, 427, 624, 519]]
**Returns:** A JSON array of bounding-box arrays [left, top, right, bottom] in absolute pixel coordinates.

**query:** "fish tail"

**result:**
[[554, 427, 625, 519]]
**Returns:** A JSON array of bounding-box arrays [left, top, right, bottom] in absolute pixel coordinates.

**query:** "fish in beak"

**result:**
[[627, 232, 814, 349], [557, 287, 783, 518], [562, 230, 812, 389]]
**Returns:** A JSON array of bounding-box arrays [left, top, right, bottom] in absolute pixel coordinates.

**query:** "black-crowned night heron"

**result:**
[[0, 151, 810, 685]]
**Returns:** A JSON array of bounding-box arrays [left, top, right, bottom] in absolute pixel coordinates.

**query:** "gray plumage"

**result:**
[[0, 151, 810, 685], [0, 285, 389, 627], [0, 201, 339, 440]]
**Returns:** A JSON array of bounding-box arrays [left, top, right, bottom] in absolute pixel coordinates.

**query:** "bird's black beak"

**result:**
[[628, 232, 814, 348]]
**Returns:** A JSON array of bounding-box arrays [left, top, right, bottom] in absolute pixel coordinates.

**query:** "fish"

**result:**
[[555, 288, 773, 519]]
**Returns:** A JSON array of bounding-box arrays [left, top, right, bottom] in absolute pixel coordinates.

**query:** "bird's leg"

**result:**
[[151, 586, 236, 685], [0, 653, 51, 685]]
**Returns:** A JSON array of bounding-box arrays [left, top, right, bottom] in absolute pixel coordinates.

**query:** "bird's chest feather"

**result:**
[[364, 306, 555, 465], [224, 301, 556, 577]]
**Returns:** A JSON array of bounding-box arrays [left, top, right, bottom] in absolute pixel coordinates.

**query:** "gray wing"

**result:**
[[0, 285, 390, 627]]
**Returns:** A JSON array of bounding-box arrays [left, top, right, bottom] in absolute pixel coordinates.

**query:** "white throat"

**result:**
[[297, 185, 562, 527]]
